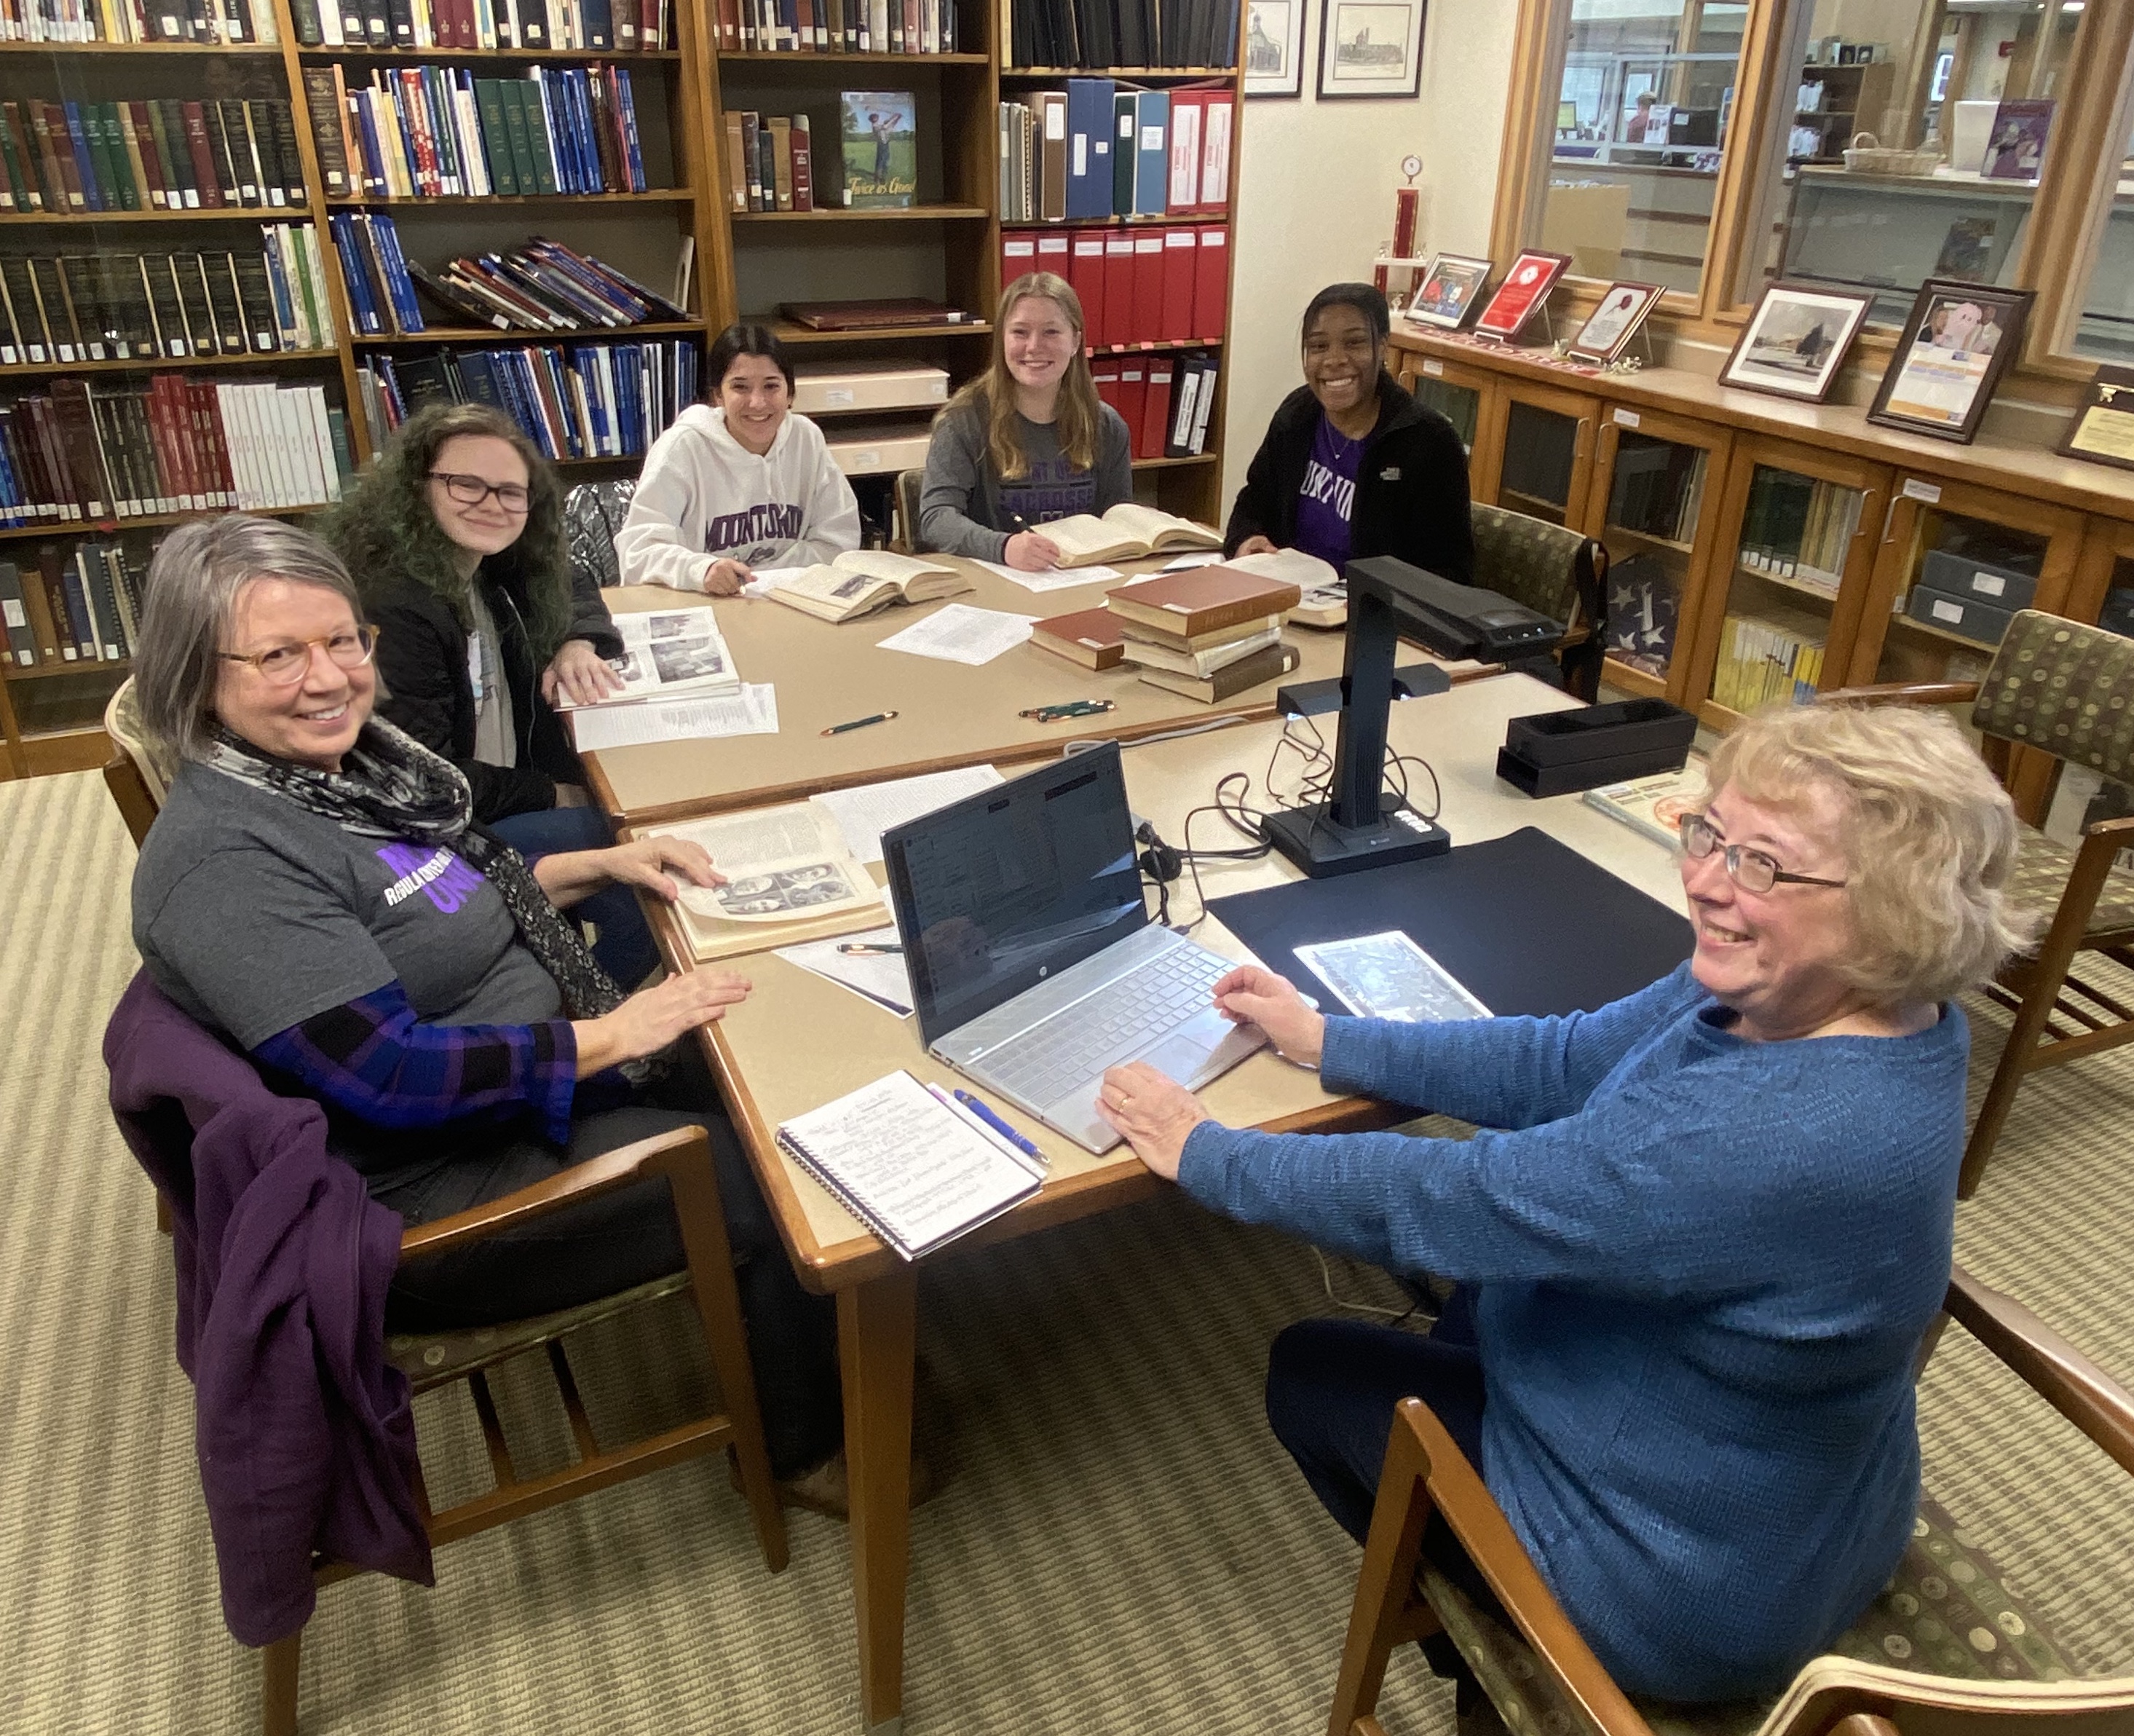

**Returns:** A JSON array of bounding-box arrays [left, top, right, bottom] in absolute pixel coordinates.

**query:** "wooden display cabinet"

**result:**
[[1482, 376, 1603, 531], [1396, 349, 1508, 481]]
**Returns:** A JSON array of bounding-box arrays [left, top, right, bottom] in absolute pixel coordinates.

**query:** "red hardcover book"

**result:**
[[1000, 229, 1035, 295], [1193, 226, 1228, 341], [789, 114, 815, 211], [1161, 226, 1196, 342], [189, 380, 237, 505], [1068, 232, 1106, 351], [16, 401, 68, 519], [646, 0, 665, 49], [1091, 355, 1121, 417], [400, 71, 440, 196], [1130, 232, 1164, 347], [28, 398, 81, 519], [181, 102, 226, 209], [1165, 90, 1206, 215], [122, 102, 167, 208], [714, 0, 738, 48], [1198, 92, 1233, 213], [0, 105, 42, 210], [49, 378, 114, 521], [1101, 228, 1134, 349], [149, 375, 197, 510], [1140, 355, 1174, 460], [1115, 358, 1145, 451], [796, 0, 815, 49], [1034, 230, 1069, 289], [30, 102, 82, 212]]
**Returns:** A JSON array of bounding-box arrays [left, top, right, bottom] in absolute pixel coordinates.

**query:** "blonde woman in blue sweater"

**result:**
[[1096, 703, 2031, 1705]]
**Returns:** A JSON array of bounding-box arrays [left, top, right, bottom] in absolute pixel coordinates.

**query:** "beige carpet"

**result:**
[[3, 768, 2128, 1736]]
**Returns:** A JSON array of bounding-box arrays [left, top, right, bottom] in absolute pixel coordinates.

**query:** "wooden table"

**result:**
[[579, 554, 1355, 829], [627, 671, 1692, 1734]]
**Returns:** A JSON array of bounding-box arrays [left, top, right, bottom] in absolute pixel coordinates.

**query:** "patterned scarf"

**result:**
[[205, 718, 627, 1022]]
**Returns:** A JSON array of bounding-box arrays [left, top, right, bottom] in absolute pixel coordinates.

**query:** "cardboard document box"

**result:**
[[792, 364, 950, 417], [826, 425, 934, 476]]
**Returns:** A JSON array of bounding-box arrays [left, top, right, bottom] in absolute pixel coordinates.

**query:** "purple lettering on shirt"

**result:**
[[1294, 414, 1364, 572], [704, 502, 805, 558], [999, 452, 1097, 527], [374, 842, 486, 914]]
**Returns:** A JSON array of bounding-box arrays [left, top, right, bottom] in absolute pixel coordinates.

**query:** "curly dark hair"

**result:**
[[325, 402, 573, 664]]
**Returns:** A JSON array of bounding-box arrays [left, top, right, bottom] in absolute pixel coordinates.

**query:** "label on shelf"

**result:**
[[1612, 409, 1641, 428], [1932, 598, 1964, 624], [1422, 359, 1445, 376], [1901, 478, 1941, 504], [1972, 571, 2006, 597]]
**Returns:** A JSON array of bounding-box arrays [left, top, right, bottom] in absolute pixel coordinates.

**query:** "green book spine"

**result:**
[[149, 102, 192, 208], [0, 110, 33, 213], [1110, 92, 1134, 217], [101, 105, 141, 211], [474, 80, 520, 196], [499, 81, 541, 195], [517, 79, 558, 196], [85, 105, 127, 214]]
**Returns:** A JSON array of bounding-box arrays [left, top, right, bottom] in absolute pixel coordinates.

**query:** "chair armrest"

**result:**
[[1946, 1265, 2134, 1479], [2082, 813, 2134, 841], [1819, 682, 1982, 707], [398, 1125, 710, 1262], [1398, 1399, 1655, 1736]]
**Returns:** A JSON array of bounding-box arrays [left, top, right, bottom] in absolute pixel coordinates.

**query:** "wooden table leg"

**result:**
[[839, 1269, 917, 1735]]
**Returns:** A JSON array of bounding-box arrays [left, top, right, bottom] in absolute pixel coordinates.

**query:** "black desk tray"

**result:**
[[1497, 741, 1692, 799], [1504, 698, 1697, 768]]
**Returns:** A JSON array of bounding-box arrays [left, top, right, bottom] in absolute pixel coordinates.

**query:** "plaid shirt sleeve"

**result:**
[[252, 982, 580, 1146]]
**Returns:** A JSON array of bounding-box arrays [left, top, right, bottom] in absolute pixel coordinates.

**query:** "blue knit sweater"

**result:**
[[1177, 963, 1967, 1702]]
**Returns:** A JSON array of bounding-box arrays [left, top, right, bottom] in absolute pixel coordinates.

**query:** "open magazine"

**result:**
[[554, 607, 740, 709], [647, 802, 890, 960]]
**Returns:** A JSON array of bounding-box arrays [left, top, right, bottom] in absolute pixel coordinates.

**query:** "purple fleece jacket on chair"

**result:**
[[104, 971, 432, 1647]]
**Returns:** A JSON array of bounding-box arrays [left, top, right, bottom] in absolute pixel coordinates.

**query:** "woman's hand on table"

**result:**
[[1233, 534, 1279, 558], [542, 639, 623, 706], [1212, 966, 1327, 1067], [575, 968, 752, 1074], [1003, 530, 1062, 572], [1098, 1062, 1213, 1180]]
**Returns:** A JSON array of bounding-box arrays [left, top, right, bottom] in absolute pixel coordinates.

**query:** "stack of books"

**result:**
[[997, 84, 1230, 222], [1002, 226, 1227, 347], [722, 111, 818, 213], [2, 0, 279, 44], [1737, 469, 1863, 599], [334, 226, 685, 336], [714, 0, 957, 53], [0, 542, 146, 668], [1711, 609, 1827, 712], [1032, 561, 1303, 703], [288, 0, 671, 50], [0, 96, 306, 214]]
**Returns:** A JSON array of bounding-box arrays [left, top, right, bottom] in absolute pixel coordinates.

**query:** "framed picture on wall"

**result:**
[[2057, 364, 2134, 473], [1566, 281, 1664, 364], [1868, 279, 2034, 443], [1471, 250, 1570, 342], [1718, 282, 1873, 403], [1245, 0, 1308, 100], [1404, 253, 1493, 329], [1316, 0, 1425, 100]]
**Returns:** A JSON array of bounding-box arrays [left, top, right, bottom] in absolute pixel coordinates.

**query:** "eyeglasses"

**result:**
[[1677, 812, 1847, 895], [219, 624, 380, 685], [428, 470, 531, 514]]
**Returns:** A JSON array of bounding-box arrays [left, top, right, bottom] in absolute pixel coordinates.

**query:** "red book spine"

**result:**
[[1091, 355, 1121, 417], [1068, 232, 1105, 352], [1160, 226, 1195, 343], [1193, 226, 1228, 342], [1140, 355, 1174, 460], [181, 101, 226, 210], [1101, 228, 1134, 350], [1130, 232, 1164, 347], [1115, 358, 1145, 454], [1034, 230, 1069, 290], [189, 380, 236, 505], [149, 376, 198, 510], [1000, 229, 1035, 296]]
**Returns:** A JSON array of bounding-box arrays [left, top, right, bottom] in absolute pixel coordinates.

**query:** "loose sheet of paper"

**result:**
[[876, 602, 1038, 666], [569, 683, 778, 751], [972, 559, 1125, 593], [1294, 931, 1493, 1023], [1159, 551, 1228, 572], [775, 923, 914, 1016], [810, 765, 1005, 863], [740, 566, 810, 597]]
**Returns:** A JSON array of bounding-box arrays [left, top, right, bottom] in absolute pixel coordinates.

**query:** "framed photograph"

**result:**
[[1471, 250, 1570, 342], [1567, 281, 1664, 365], [1317, 0, 1425, 101], [1718, 282, 1873, 403], [1981, 98, 2054, 183], [2055, 364, 2134, 473], [1868, 279, 2034, 444], [1244, 0, 1308, 100], [1404, 253, 1493, 330]]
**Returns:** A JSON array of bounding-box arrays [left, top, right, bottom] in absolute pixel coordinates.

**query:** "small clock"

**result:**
[[1400, 154, 1423, 182]]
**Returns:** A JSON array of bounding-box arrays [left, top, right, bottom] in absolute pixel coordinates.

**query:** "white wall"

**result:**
[[1220, 0, 1521, 510]]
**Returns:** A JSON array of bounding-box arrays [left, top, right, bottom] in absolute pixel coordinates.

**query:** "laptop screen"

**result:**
[[883, 743, 1146, 1046]]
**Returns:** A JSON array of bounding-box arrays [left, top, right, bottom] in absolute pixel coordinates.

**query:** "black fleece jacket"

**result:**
[[1224, 372, 1475, 584], [368, 559, 622, 824]]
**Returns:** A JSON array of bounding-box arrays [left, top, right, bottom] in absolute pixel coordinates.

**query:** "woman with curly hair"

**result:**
[[328, 403, 653, 982]]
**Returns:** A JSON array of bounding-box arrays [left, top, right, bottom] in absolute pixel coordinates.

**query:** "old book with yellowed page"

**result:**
[[1040, 502, 1222, 567], [764, 548, 972, 623], [646, 802, 890, 960]]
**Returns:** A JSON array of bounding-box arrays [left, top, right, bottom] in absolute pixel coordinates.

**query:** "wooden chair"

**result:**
[[260, 1124, 789, 1736], [1469, 502, 1609, 702], [1327, 1263, 2134, 1736], [1824, 610, 2134, 1197], [103, 677, 169, 851], [894, 467, 924, 554]]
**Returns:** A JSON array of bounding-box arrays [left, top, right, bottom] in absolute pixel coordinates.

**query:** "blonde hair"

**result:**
[[1706, 703, 2036, 1006], [944, 272, 1103, 479]]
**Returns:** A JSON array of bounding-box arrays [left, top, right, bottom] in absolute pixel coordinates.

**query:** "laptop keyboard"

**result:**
[[978, 942, 1230, 1107]]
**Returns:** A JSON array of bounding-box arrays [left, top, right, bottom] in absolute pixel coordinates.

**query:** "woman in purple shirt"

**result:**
[[1225, 283, 1474, 584]]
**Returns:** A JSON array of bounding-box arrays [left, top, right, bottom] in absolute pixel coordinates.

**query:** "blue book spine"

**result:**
[[559, 70, 591, 193], [424, 68, 463, 194], [614, 69, 645, 192], [60, 561, 98, 657], [1064, 79, 1113, 221], [63, 101, 103, 211], [1133, 92, 1170, 218], [571, 71, 601, 192], [388, 76, 421, 193], [329, 214, 382, 334], [258, 227, 299, 348], [0, 430, 23, 526], [373, 214, 426, 334], [352, 91, 389, 197]]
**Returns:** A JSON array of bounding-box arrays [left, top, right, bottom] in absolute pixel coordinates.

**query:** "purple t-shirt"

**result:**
[[1294, 413, 1364, 571]]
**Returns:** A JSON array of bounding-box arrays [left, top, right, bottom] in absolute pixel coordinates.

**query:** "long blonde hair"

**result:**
[[944, 272, 1103, 479]]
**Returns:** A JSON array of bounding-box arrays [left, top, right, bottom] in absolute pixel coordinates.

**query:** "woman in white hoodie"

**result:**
[[616, 324, 862, 595]]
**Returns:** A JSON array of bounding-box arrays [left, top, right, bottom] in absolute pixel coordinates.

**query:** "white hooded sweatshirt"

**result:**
[[615, 403, 861, 591]]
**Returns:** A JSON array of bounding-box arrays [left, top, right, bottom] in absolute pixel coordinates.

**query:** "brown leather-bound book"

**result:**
[[301, 69, 351, 200], [1104, 564, 1303, 639], [790, 114, 815, 213], [781, 298, 971, 331], [28, 102, 81, 212], [181, 102, 226, 210], [1030, 607, 1126, 670], [722, 111, 747, 211], [767, 117, 794, 211], [1038, 92, 1067, 224], [36, 545, 81, 658], [1137, 639, 1301, 704]]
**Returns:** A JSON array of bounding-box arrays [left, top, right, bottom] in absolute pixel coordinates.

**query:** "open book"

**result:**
[[764, 550, 973, 624], [1748, 1655, 2134, 1736], [1225, 548, 1347, 628], [775, 1070, 1045, 1260], [647, 802, 890, 960], [556, 607, 739, 709], [1039, 503, 1223, 568]]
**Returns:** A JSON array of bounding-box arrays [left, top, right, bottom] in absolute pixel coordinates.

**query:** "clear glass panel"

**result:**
[[2099, 556, 2134, 639], [1736, 1, 2082, 323], [1708, 462, 1862, 712], [1410, 376, 1482, 453], [2071, 95, 2134, 362], [1599, 432, 1707, 681], [1537, 0, 1753, 295], [1872, 509, 2047, 687], [1498, 401, 1582, 525]]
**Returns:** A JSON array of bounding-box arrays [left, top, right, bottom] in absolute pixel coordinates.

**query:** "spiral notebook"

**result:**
[[774, 1071, 1046, 1260]]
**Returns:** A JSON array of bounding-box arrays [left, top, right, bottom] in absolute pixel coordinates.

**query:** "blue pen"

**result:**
[[952, 1089, 1043, 1158]]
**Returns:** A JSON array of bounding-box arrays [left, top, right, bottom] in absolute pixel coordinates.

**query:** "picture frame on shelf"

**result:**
[[1718, 281, 1872, 403], [2055, 363, 2134, 474], [1316, 0, 1425, 101], [1867, 278, 2033, 444], [1402, 253, 1492, 330], [1471, 250, 1570, 342], [1980, 98, 2053, 183], [1567, 281, 1664, 365], [1245, 0, 1309, 100]]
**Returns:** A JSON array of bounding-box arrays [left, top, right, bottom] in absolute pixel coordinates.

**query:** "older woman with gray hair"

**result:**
[[127, 514, 845, 1504], [1096, 702, 2032, 1707]]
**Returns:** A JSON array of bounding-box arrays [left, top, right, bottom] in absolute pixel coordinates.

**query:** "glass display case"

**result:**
[[1862, 508, 2048, 690], [1775, 169, 2034, 324], [1489, 382, 1600, 531], [2071, 107, 2134, 363]]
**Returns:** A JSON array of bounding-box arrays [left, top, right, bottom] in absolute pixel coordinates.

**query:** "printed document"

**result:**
[[876, 603, 1038, 666]]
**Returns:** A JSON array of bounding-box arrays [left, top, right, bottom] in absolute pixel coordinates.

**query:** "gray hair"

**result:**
[[133, 515, 364, 763]]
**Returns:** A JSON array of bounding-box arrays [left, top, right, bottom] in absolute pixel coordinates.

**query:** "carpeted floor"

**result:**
[[3, 768, 2128, 1736]]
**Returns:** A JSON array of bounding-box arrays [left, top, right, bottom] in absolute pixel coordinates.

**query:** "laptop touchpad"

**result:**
[[1138, 1009, 1267, 1090]]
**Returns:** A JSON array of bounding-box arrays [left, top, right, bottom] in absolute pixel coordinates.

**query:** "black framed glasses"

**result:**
[[1677, 811, 1847, 895], [428, 470, 531, 514], [220, 625, 379, 685]]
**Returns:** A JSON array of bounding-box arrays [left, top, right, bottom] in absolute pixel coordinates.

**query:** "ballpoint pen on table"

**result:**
[[1019, 700, 1118, 722], [821, 711, 899, 736], [951, 1090, 1043, 1159], [837, 942, 904, 955]]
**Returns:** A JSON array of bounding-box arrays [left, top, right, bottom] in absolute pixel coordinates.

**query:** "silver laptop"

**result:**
[[881, 742, 1266, 1153]]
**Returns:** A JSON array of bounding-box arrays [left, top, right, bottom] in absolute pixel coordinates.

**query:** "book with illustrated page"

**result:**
[[839, 90, 915, 208], [1038, 502, 1222, 567], [553, 606, 739, 708], [764, 548, 973, 623], [644, 802, 890, 960], [1581, 754, 1710, 849]]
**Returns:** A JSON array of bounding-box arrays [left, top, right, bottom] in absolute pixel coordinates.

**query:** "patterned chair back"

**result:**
[[1975, 611, 2134, 786], [1470, 501, 1608, 701], [564, 478, 638, 589]]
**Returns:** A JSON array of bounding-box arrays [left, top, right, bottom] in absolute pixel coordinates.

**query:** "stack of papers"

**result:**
[[974, 559, 1125, 593], [876, 603, 1038, 666], [569, 684, 779, 751]]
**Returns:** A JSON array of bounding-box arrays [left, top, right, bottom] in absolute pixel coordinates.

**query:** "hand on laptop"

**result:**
[[1097, 1062, 1211, 1180], [1212, 966, 1327, 1067]]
